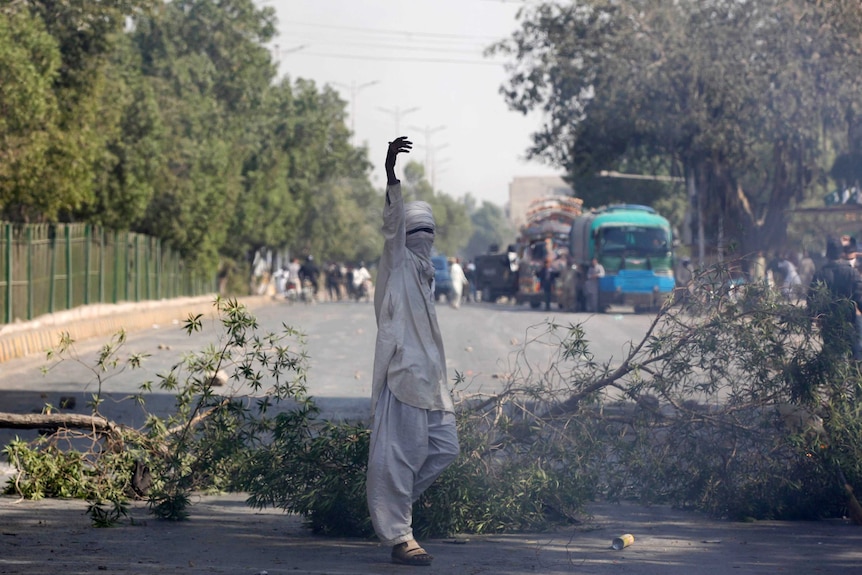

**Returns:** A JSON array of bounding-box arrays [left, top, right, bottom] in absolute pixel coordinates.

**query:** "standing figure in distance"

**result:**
[[448, 257, 468, 309], [299, 255, 320, 299], [808, 236, 862, 360], [366, 137, 459, 567], [536, 257, 559, 311], [585, 257, 606, 313], [352, 261, 372, 302], [774, 254, 802, 300]]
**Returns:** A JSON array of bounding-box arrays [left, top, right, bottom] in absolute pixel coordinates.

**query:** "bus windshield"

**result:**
[[598, 226, 670, 255]]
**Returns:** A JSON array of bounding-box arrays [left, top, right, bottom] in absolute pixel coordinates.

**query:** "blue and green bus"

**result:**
[[564, 204, 675, 312]]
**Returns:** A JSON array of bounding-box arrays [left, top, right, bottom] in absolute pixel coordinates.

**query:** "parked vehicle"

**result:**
[[473, 245, 519, 303], [561, 204, 676, 313], [432, 255, 453, 302], [514, 196, 583, 308]]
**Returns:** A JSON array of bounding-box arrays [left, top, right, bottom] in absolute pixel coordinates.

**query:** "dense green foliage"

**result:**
[[0, 1, 480, 284], [0, 0, 528, 286], [493, 0, 862, 253]]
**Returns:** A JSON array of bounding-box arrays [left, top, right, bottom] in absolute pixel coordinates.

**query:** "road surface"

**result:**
[[0, 299, 654, 446], [2, 299, 861, 575]]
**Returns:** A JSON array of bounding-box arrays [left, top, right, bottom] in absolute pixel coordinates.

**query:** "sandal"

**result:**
[[391, 540, 433, 566]]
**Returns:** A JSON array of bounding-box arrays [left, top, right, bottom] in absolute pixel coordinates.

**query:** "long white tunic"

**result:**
[[371, 183, 454, 415]]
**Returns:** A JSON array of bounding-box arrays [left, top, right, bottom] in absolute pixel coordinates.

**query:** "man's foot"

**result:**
[[391, 540, 433, 566]]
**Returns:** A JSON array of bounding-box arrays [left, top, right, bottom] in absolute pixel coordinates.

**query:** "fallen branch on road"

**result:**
[[0, 412, 123, 437]]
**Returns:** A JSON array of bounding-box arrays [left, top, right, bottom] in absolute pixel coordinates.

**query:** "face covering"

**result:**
[[405, 201, 436, 282], [406, 231, 434, 260]]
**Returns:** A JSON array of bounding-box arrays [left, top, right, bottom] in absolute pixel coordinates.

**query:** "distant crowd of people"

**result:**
[[252, 253, 486, 310], [673, 235, 862, 363], [258, 256, 375, 303], [675, 248, 818, 302]]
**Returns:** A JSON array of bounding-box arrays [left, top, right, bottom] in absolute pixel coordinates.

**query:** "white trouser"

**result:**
[[366, 383, 459, 546], [450, 284, 463, 308]]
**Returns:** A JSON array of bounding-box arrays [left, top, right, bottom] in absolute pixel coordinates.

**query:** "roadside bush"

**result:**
[[243, 416, 372, 536], [3, 298, 312, 525], [573, 264, 862, 521]]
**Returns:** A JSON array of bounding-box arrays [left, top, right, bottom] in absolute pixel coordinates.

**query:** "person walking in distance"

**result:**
[[449, 257, 468, 309], [366, 137, 459, 567], [352, 261, 372, 301], [536, 257, 559, 311]]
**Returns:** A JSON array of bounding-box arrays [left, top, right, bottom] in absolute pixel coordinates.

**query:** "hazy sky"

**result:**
[[261, 0, 561, 207]]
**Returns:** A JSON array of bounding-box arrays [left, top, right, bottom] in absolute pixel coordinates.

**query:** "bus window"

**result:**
[[600, 228, 626, 253]]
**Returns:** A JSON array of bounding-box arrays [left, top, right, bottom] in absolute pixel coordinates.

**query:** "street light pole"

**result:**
[[408, 124, 446, 179], [430, 152, 450, 191], [377, 106, 420, 138], [333, 80, 379, 144]]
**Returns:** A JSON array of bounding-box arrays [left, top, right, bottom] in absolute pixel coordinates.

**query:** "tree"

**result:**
[[2, 0, 391, 288], [126, 0, 278, 272], [463, 200, 515, 259], [493, 0, 862, 256], [0, 7, 98, 222], [282, 81, 379, 263], [82, 34, 167, 229]]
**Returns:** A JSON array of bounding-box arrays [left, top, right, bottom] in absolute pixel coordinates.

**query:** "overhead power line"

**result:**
[[287, 37, 494, 55], [287, 51, 502, 66], [281, 20, 503, 43]]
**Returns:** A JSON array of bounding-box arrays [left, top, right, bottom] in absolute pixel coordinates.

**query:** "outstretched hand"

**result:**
[[385, 137, 412, 183]]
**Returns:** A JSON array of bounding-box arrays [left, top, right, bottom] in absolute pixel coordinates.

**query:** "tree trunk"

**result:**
[[0, 412, 122, 436]]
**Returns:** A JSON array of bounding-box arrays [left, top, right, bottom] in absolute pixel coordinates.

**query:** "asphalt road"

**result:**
[[0, 298, 655, 446], [2, 298, 862, 574], [2, 490, 861, 574]]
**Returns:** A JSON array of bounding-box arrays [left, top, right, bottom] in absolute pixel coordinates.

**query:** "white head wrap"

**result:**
[[405, 201, 435, 234]]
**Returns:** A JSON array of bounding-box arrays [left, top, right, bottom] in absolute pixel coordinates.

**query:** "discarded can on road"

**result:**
[[611, 533, 635, 550]]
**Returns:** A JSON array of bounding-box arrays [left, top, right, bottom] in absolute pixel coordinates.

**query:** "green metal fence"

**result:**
[[0, 223, 215, 324]]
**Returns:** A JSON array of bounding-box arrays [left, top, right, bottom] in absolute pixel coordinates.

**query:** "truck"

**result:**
[[561, 204, 676, 313], [514, 196, 584, 308], [473, 245, 519, 303]]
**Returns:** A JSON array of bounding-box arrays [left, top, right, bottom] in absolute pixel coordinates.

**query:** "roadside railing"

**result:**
[[0, 223, 215, 324]]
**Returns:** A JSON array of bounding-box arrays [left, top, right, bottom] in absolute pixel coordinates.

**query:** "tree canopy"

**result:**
[[493, 0, 862, 255], [0, 0, 394, 280]]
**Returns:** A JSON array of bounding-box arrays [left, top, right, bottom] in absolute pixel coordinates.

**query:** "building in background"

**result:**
[[508, 176, 573, 230]]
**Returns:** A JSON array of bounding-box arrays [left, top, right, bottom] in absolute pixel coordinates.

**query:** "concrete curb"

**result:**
[[0, 295, 273, 363]]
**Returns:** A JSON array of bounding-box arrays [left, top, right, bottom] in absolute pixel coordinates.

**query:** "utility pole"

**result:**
[[431, 153, 450, 191], [333, 80, 379, 144], [408, 124, 446, 180], [377, 106, 420, 138]]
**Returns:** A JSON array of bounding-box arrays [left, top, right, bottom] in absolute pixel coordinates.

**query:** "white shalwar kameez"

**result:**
[[366, 182, 459, 547]]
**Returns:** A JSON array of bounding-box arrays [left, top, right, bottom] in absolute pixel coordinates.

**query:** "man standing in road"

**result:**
[[299, 255, 320, 298], [808, 236, 862, 360], [585, 257, 605, 313], [366, 137, 459, 567], [449, 257, 468, 309], [536, 257, 559, 311]]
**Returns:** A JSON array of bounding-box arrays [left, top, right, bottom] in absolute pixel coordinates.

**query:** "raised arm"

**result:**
[[385, 136, 412, 195], [377, 137, 413, 316]]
